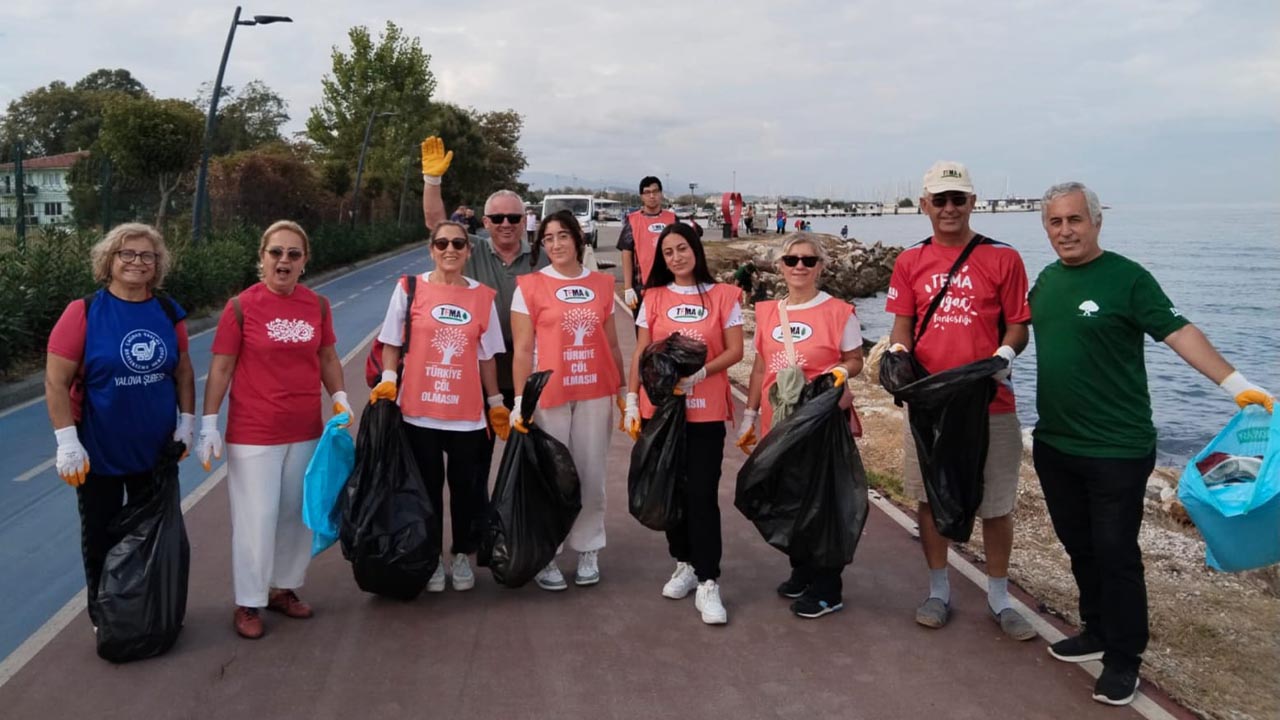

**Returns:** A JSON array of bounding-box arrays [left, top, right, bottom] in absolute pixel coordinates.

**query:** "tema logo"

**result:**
[[771, 322, 813, 343], [667, 304, 708, 324], [432, 304, 472, 325], [647, 222, 668, 234], [556, 285, 595, 304]]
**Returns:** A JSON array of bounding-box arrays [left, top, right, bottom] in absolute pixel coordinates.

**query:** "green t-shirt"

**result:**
[[1029, 251, 1190, 458]]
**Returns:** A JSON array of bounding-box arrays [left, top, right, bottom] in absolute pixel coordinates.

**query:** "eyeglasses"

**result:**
[[115, 250, 157, 265], [930, 192, 970, 208], [266, 247, 305, 260], [432, 238, 468, 251], [485, 213, 523, 224], [780, 255, 820, 268]]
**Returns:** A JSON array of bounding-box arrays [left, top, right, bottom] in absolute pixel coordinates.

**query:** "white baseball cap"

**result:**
[[922, 161, 975, 194]]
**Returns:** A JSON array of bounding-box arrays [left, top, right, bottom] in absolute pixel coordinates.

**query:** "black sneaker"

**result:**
[[776, 575, 808, 599], [1092, 665, 1140, 706], [791, 595, 843, 619], [1048, 632, 1105, 663]]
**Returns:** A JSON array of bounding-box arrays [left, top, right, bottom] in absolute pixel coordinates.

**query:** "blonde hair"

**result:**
[[90, 223, 170, 289], [778, 232, 830, 264]]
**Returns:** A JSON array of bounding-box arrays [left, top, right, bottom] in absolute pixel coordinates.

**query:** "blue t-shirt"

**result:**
[[80, 289, 186, 475]]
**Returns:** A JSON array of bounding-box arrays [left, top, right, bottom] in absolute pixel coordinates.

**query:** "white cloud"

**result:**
[[1, 0, 1276, 201]]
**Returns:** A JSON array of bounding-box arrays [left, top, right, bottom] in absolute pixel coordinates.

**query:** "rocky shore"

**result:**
[[705, 232, 901, 300]]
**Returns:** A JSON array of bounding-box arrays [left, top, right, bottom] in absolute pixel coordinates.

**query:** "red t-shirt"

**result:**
[[884, 236, 1030, 414], [48, 299, 190, 361], [211, 282, 337, 444]]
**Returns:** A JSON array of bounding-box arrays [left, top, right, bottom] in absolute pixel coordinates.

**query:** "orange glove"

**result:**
[[623, 392, 641, 441], [512, 396, 530, 434], [488, 394, 511, 441], [827, 366, 849, 388], [370, 375, 398, 405], [420, 136, 454, 179], [332, 391, 351, 428], [735, 409, 759, 455], [54, 427, 90, 487], [1221, 372, 1275, 413]]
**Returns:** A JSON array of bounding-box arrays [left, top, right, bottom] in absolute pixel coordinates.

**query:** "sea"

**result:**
[[794, 204, 1280, 466]]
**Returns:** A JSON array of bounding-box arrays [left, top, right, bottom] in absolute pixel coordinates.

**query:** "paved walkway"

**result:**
[[0, 271, 1183, 719]]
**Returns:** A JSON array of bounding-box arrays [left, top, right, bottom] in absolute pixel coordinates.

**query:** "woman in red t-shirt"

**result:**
[[622, 223, 743, 625], [511, 210, 627, 591], [198, 220, 351, 640], [370, 221, 510, 593], [738, 234, 864, 621]]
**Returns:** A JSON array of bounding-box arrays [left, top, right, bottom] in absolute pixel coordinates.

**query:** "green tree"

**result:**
[[196, 80, 290, 155], [1, 70, 150, 159], [306, 22, 437, 212], [475, 108, 528, 194], [73, 69, 149, 97], [97, 97, 204, 229], [897, 197, 915, 208]]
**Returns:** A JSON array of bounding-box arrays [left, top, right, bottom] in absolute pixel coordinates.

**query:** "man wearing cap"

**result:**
[[885, 161, 1036, 640], [1030, 181, 1274, 706], [618, 176, 677, 314]]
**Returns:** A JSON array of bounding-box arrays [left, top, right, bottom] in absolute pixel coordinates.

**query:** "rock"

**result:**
[[707, 233, 903, 301]]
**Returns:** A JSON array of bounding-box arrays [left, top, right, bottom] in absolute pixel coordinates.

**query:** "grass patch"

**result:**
[[867, 469, 906, 503]]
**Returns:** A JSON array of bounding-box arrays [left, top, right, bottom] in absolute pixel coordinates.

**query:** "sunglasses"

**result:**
[[432, 238, 469, 251], [485, 213, 523, 224], [780, 255, 820, 268], [266, 246, 305, 260], [115, 249, 157, 265], [930, 192, 970, 208]]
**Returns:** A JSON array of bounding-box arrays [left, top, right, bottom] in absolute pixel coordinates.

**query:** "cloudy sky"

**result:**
[[2, 0, 1277, 202]]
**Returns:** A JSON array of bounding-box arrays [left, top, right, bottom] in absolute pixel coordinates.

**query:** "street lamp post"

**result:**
[[191, 6, 292, 242], [351, 110, 397, 226], [688, 182, 698, 214]]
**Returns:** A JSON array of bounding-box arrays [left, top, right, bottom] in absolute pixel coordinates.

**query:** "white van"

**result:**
[[541, 194, 597, 248]]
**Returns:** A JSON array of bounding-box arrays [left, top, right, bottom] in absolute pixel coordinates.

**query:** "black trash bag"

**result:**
[[878, 348, 929, 403], [628, 333, 708, 531], [340, 399, 438, 600], [883, 355, 1005, 541], [478, 370, 581, 587], [94, 441, 189, 663], [735, 374, 869, 569]]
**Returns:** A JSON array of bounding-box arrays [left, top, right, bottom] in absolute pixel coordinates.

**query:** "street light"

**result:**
[[351, 110, 398, 225], [191, 6, 293, 242], [688, 182, 698, 214]]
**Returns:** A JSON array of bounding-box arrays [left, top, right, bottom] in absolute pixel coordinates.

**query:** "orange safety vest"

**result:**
[[399, 279, 498, 423], [518, 270, 621, 408], [628, 210, 677, 285], [639, 284, 739, 423], [754, 296, 853, 433]]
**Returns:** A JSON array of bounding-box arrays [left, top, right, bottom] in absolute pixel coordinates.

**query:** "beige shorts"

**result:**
[[903, 411, 1022, 519]]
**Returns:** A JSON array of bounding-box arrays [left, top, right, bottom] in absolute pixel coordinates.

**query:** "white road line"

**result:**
[[0, 329, 379, 690], [330, 300, 346, 309], [361, 285, 375, 292], [12, 459, 53, 483], [346, 293, 360, 301], [723, 379, 1175, 720]]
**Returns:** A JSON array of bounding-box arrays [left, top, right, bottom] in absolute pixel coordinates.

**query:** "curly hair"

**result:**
[[90, 223, 170, 289]]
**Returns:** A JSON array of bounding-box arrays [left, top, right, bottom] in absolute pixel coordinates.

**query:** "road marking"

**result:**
[[12, 459, 53, 483], [0, 329, 379, 690], [330, 300, 346, 310], [346, 293, 360, 301], [361, 285, 375, 292]]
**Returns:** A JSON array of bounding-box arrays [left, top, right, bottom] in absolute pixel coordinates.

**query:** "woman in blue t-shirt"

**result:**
[[45, 223, 196, 631]]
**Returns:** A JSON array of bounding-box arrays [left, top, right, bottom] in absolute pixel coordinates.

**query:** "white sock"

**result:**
[[928, 568, 950, 603], [988, 575, 1011, 614]]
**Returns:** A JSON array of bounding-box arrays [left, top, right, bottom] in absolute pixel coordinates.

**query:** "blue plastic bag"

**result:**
[[303, 412, 355, 556], [1178, 406, 1280, 572]]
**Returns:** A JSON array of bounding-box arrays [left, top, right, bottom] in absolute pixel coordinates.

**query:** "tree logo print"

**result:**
[[768, 350, 807, 373], [1078, 300, 1100, 317], [266, 318, 316, 344], [562, 307, 599, 346], [432, 327, 468, 364]]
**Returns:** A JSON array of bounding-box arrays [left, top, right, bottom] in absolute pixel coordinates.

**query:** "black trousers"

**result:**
[[664, 421, 727, 581], [77, 471, 153, 626], [788, 558, 843, 601], [404, 424, 492, 555], [1033, 439, 1154, 671]]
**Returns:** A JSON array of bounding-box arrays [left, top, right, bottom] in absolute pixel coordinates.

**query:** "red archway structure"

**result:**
[[721, 192, 744, 238]]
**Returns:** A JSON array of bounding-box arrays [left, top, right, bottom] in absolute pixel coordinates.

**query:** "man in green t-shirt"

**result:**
[[1028, 182, 1274, 707]]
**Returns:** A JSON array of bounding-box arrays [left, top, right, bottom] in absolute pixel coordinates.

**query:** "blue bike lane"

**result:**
[[0, 245, 429, 662]]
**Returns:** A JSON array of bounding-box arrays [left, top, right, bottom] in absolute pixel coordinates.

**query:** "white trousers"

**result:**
[[534, 395, 612, 553], [227, 439, 318, 607]]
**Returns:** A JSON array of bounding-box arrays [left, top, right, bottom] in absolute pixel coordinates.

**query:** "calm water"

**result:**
[[799, 204, 1280, 465]]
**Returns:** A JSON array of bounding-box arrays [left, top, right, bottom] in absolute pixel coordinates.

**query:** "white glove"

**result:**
[[993, 345, 1016, 382], [54, 426, 90, 487], [623, 392, 641, 439], [198, 414, 223, 472], [174, 413, 195, 455], [889, 343, 908, 353], [1220, 371, 1275, 413], [677, 366, 708, 393], [623, 287, 638, 309]]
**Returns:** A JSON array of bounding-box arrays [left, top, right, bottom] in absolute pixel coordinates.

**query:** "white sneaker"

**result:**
[[451, 553, 475, 591], [575, 550, 600, 586], [427, 556, 446, 593], [535, 560, 568, 591], [661, 562, 698, 599], [695, 580, 728, 625]]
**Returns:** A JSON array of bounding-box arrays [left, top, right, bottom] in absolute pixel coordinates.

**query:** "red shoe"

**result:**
[[266, 589, 314, 619], [234, 606, 264, 639]]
